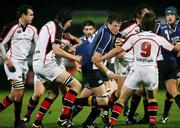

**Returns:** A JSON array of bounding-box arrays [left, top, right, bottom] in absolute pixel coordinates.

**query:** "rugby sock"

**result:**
[[14, 100, 22, 123], [163, 100, 173, 116], [174, 94, 180, 108], [109, 103, 123, 126], [74, 95, 98, 107], [148, 101, 158, 125], [24, 97, 39, 118], [60, 89, 77, 120], [143, 99, 149, 119], [83, 107, 101, 125], [70, 105, 83, 119], [0, 96, 13, 112], [34, 97, 54, 125], [127, 94, 141, 119]]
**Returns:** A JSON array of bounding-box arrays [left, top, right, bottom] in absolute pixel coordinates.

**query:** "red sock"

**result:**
[[60, 89, 77, 120], [148, 101, 158, 125], [0, 96, 13, 112], [36, 98, 53, 122], [109, 103, 123, 126]]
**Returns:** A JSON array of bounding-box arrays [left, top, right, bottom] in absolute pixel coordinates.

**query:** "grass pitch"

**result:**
[[0, 89, 180, 128]]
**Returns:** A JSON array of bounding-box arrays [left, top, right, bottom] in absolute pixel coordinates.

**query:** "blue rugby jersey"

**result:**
[[159, 19, 180, 61], [76, 24, 115, 70]]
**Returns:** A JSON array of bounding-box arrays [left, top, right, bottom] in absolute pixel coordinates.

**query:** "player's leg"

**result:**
[[57, 71, 81, 127], [18, 77, 45, 127], [160, 91, 173, 124], [1, 62, 26, 127], [106, 85, 134, 127], [32, 82, 59, 128], [101, 78, 119, 124], [71, 87, 93, 119], [126, 87, 142, 124], [146, 88, 158, 128]]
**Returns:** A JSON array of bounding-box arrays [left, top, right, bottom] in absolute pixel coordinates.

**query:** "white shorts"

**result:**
[[4, 59, 29, 81], [33, 60, 65, 83], [124, 66, 158, 90]]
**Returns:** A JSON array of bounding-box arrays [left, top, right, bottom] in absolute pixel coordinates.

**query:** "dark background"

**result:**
[[0, 0, 178, 89], [0, 0, 179, 30]]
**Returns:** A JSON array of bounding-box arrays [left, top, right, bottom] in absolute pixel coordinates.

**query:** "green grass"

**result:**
[[0, 89, 179, 128]]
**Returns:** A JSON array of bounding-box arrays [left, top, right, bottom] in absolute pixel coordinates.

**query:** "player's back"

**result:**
[[123, 31, 174, 66]]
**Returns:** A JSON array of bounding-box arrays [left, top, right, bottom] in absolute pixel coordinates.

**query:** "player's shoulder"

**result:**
[[119, 18, 136, 31], [28, 24, 38, 31]]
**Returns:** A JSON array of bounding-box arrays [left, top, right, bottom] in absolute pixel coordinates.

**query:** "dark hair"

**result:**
[[55, 9, 72, 26], [141, 13, 155, 31], [134, 3, 154, 19], [16, 4, 33, 18], [82, 20, 96, 28], [107, 13, 121, 24]]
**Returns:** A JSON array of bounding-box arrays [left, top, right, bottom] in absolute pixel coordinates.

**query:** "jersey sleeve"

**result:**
[[160, 36, 174, 51], [121, 35, 134, 51], [49, 22, 63, 44], [33, 27, 38, 43]]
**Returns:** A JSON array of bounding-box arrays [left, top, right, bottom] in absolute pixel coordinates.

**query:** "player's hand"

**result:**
[[106, 70, 118, 79], [118, 51, 126, 58], [177, 51, 180, 57], [115, 37, 124, 47], [5, 57, 16, 72], [92, 55, 102, 64], [76, 55, 82, 64]]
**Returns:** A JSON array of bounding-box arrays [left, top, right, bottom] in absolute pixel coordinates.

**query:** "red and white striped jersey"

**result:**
[[33, 21, 63, 64], [1, 21, 38, 60], [122, 31, 174, 66], [120, 22, 140, 61]]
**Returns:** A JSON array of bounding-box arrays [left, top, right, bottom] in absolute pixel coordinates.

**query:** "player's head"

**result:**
[[82, 20, 96, 37], [165, 6, 177, 25], [106, 13, 121, 35], [16, 4, 34, 24], [55, 9, 72, 29], [135, 3, 155, 24], [141, 13, 156, 31]]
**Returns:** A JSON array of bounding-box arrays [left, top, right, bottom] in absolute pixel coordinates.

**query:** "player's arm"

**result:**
[[0, 24, 16, 72], [93, 51, 117, 79], [173, 43, 180, 51], [64, 33, 81, 44], [93, 46, 123, 63], [52, 43, 81, 63]]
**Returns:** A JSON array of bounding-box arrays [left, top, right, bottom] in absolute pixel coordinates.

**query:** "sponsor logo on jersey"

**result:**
[[136, 57, 153, 63]]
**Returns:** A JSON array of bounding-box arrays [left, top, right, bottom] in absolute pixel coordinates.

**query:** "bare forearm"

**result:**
[[102, 47, 122, 61], [95, 62, 109, 74], [53, 44, 80, 62]]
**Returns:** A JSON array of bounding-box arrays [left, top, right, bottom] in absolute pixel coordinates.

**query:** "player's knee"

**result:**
[[97, 95, 109, 106], [34, 89, 44, 98], [70, 79, 82, 93], [48, 90, 59, 100], [166, 91, 173, 100]]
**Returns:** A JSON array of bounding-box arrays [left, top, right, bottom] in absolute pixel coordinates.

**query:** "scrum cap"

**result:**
[[165, 6, 177, 16], [55, 9, 72, 26]]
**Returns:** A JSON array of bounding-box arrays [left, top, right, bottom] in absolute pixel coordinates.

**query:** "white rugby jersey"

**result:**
[[122, 31, 174, 66], [33, 21, 63, 64], [120, 23, 140, 61], [1, 21, 38, 61]]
